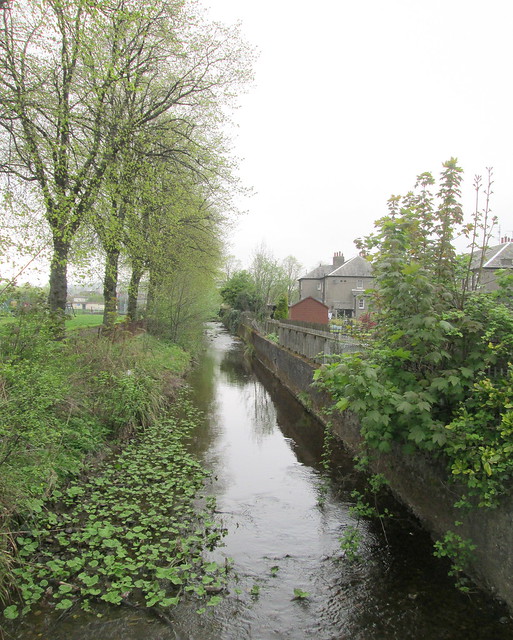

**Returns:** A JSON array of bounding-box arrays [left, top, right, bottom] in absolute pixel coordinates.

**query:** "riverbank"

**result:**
[[0, 312, 193, 620], [239, 321, 513, 614], [4, 391, 228, 636]]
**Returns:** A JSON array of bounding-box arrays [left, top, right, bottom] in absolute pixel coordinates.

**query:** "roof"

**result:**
[[328, 255, 373, 278], [299, 263, 333, 280], [469, 242, 513, 270], [289, 296, 328, 309]]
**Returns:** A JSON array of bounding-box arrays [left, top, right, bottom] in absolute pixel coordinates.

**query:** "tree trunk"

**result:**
[[102, 247, 120, 328], [48, 235, 71, 337], [146, 268, 162, 335], [127, 261, 144, 322]]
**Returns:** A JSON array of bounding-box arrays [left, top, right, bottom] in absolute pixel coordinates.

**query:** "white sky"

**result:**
[[206, 0, 513, 274]]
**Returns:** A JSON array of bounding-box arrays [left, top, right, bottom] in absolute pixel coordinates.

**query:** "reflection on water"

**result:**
[[11, 323, 513, 640]]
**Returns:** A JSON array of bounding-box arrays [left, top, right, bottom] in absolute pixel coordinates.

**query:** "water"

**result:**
[[11, 324, 513, 639]]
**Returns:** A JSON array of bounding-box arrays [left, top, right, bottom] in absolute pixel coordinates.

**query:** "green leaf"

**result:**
[[335, 397, 349, 411], [409, 425, 426, 444], [4, 605, 19, 620], [55, 599, 73, 611], [396, 401, 414, 414]]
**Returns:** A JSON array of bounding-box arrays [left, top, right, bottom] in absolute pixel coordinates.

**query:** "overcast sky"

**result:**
[[205, 0, 513, 274]]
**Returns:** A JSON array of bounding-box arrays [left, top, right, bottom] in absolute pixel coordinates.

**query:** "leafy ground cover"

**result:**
[[4, 394, 227, 623], [0, 309, 193, 610]]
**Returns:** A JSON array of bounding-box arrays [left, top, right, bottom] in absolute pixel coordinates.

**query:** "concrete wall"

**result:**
[[299, 279, 324, 302], [240, 322, 513, 612], [324, 275, 373, 318]]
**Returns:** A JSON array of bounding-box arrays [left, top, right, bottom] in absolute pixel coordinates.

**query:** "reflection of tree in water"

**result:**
[[242, 380, 278, 444], [219, 345, 252, 386], [252, 359, 359, 474], [186, 325, 235, 459]]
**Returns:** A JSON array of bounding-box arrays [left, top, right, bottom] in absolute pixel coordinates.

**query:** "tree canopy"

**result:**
[[0, 0, 254, 333]]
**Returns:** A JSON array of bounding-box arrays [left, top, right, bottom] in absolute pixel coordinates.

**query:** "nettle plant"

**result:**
[[315, 160, 513, 509]]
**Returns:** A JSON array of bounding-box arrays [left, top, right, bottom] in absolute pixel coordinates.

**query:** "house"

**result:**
[[70, 293, 105, 313], [298, 251, 374, 319], [289, 297, 329, 324], [468, 239, 513, 292]]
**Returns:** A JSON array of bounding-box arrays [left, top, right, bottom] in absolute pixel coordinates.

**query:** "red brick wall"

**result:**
[[289, 298, 329, 324]]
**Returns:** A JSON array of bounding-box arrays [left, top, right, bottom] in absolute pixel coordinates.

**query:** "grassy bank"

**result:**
[[0, 309, 193, 614]]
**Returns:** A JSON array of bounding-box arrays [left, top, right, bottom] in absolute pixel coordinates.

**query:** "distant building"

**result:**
[[298, 251, 374, 319], [289, 297, 329, 324], [468, 239, 513, 292]]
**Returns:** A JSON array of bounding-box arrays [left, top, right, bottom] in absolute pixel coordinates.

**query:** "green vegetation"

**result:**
[[219, 248, 302, 330], [65, 314, 107, 331], [0, 0, 254, 334], [274, 294, 289, 320], [315, 159, 513, 581], [4, 393, 227, 620], [0, 305, 217, 618]]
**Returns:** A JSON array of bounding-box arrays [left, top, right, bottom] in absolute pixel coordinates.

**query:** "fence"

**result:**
[[258, 318, 364, 364]]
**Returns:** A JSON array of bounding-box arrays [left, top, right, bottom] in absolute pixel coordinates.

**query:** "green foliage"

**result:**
[[147, 265, 221, 353], [443, 369, 513, 508], [265, 332, 279, 344], [0, 0, 254, 319], [0, 309, 191, 603], [433, 526, 476, 591], [3, 393, 228, 618], [220, 271, 264, 314], [316, 160, 513, 499], [315, 159, 513, 584], [273, 294, 289, 320], [292, 588, 310, 600], [339, 526, 362, 562]]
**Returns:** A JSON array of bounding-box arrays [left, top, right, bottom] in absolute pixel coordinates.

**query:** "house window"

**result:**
[[357, 279, 363, 290], [317, 283, 322, 290], [358, 298, 365, 310]]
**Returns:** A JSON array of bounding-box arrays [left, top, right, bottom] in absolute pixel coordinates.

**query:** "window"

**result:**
[[317, 283, 322, 290], [358, 298, 365, 310], [357, 279, 363, 289]]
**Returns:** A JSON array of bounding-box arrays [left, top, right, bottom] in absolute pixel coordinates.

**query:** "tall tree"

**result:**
[[0, 0, 253, 331]]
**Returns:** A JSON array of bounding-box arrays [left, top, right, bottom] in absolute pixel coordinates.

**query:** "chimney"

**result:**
[[333, 251, 345, 269]]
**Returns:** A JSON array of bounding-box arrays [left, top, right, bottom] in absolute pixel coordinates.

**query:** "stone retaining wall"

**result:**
[[240, 322, 513, 612]]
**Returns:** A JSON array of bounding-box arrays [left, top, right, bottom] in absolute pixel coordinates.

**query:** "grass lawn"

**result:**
[[65, 313, 105, 331], [0, 313, 106, 331]]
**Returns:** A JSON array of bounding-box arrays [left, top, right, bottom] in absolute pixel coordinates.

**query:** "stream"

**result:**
[[10, 323, 513, 639]]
